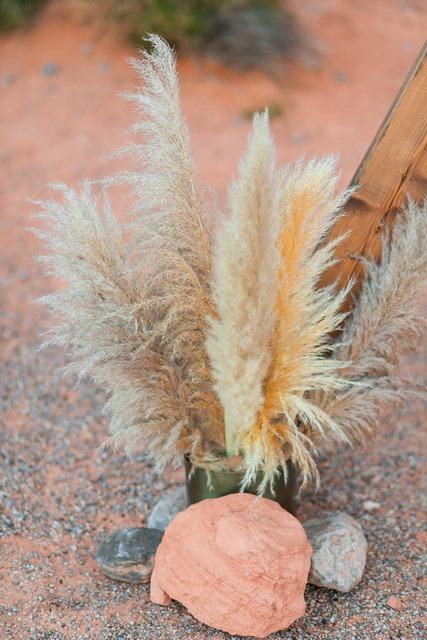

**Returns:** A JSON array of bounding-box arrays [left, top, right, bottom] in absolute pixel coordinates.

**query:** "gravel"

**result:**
[[1, 249, 425, 639], [1, 2, 426, 637]]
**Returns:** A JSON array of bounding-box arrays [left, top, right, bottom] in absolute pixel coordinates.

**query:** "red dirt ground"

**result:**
[[1, 1, 426, 639]]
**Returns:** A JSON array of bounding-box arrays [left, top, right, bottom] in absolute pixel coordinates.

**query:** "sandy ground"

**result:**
[[0, 0, 426, 638]]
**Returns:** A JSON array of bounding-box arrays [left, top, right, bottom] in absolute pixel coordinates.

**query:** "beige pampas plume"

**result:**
[[34, 182, 145, 373], [123, 35, 212, 278], [34, 182, 207, 469], [240, 158, 354, 491], [120, 34, 224, 451], [314, 198, 427, 440], [206, 111, 281, 457], [105, 349, 198, 469], [34, 37, 225, 470]]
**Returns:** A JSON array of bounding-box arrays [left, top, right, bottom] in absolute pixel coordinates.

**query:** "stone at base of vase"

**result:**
[[150, 493, 311, 637], [184, 456, 299, 515]]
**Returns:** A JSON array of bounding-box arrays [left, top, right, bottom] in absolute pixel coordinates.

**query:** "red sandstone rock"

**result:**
[[150, 578, 172, 606], [150, 493, 312, 638]]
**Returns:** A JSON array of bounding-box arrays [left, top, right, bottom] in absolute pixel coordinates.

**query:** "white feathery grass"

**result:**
[[240, 158, 355, 491], [206, 111, 281, 456], [33, 35, 226, 469], [314, 198, 427, 439], [34, 182, 212, 469], [34, 182, 145, 370], [104, 349, 199, 470], [121, 34, 212, 286], [118, 34, 224, 447]]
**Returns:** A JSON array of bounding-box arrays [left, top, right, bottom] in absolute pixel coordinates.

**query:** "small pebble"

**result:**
[[334, 70, 349, 83], [96, 527, 163, 583], [81, 42, 94, 55], [362, 500, 382, 511], [387, 595, 402, 610], [98, 62, 112, 74], [1, 73, 16, 86], [291, 132, 306, 145], [42, 63, 58, 77]]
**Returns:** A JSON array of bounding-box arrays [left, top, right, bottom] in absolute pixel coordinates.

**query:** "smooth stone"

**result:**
[[150, 493, 312, 638], [147, 486, 188, 530], [303, 512, 367, 592], [96, 527, 163, 583]]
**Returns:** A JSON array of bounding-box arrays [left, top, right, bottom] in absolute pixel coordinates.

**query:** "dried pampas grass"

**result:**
[[205, 111, 280, 457], [120, 35, 224, 449], [35, 37, 223, 472], [239, 158, 354, 490], [313, 198, 427, 442], [34, 182, 212, 469], [36, 35, 426, 493]]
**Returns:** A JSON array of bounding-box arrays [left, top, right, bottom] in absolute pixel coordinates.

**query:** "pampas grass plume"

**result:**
[[35, 37, 224, 471], [205, 111, 281, 457], [314, 198, 427, 439], [240, 158, 354, 490]]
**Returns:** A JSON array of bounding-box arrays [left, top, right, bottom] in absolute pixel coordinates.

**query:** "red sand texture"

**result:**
[[1, 1, 426, 639]]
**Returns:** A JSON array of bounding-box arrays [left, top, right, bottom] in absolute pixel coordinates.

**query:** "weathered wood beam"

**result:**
[[321, 39, 427, 309]]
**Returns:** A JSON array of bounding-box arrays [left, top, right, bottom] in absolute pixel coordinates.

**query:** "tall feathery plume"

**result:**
[[105, 349, 198, 469], [314, 198, 427, 439], [115, 35, 224, 453], [34, 183, 202, 469], [241, 158, 354, 491], [206, 111, 281, 457]]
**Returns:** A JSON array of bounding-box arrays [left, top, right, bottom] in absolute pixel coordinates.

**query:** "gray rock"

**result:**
[[96, 527, 163, 583], [147, 486, 188, 531], [98, 62, 112, 74], [42, 63, 58, 77], [334, 70, 349, 84], [303, 512, 367, 592]]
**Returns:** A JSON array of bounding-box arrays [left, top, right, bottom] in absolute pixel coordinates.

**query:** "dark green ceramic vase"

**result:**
[[184, 457, 299, 515]]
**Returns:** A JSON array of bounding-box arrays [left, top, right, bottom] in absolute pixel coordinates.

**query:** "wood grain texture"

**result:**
[[321, 40, 427, 308]]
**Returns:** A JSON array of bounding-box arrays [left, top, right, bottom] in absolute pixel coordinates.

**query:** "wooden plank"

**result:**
[[321, 39, 427, 308]]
